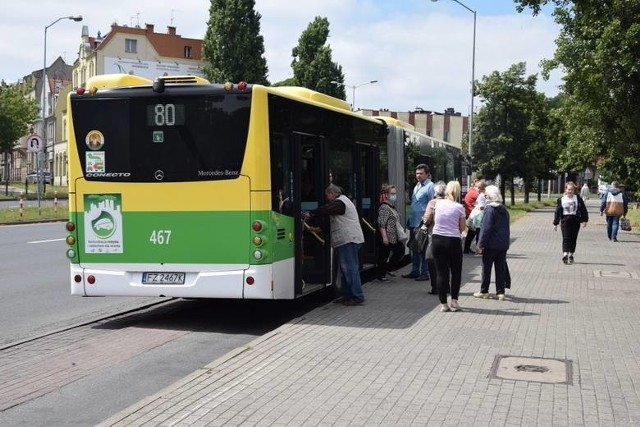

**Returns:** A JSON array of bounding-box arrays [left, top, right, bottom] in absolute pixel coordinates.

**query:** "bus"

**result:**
[[66, 74, 462, 300]]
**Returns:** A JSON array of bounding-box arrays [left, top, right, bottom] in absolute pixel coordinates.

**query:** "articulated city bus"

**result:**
[[66, 74, 462, 299]]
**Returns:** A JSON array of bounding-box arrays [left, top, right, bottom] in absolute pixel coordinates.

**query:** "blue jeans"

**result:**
[[606, 216, 620, 240], [336, 243, 364, 302]]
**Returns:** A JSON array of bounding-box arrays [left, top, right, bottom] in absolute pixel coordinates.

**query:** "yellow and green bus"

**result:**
[[66, 74, 463, 299]]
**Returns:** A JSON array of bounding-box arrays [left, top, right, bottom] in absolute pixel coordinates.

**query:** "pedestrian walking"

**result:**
[[473, 185, 510, 300], [305, 184, 365, 305], [403, 164, 434, 281], [553, 181, 589, 264], [431, 180, 466, 312], [376, 184, 406, 281], [599, 181, 629, 242], [580, 183, 590, 200]]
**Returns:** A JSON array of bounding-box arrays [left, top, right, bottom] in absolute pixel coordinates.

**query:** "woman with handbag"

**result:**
[[376, 184, 406, 282], [422, 181, 447, 295]]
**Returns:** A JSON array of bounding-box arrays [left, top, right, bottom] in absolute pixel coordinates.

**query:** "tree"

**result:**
[[201, 0, 269, 85], [290, 17, 345, 98], [517, 0, 640, 195], [0, 83, 38, 193], [472, 63, 551, 204]]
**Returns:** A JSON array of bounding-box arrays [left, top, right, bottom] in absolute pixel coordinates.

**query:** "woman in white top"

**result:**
[[553, 181, 589, 264], [431, 181, 467, 312]]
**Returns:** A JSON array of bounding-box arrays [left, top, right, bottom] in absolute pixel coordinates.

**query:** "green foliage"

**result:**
[[0, 84, 38, 154], [516, 0, 640, 194], [290, 17, 345, 98], [201, 0, 269, 85], [473, 63, 557, 187]]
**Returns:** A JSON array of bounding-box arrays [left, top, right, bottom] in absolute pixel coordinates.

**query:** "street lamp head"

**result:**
[[70, 15, 83, 22], [370, 80, 378, 83]]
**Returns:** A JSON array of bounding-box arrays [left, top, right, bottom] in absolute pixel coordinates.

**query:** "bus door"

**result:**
[[292, 133, 330, 296], [354, 143, 380, 268]]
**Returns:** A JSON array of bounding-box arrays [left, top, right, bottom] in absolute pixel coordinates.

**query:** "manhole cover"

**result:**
[[490, 356, 572, 384], [514, 364, 549, 373], [593, 270, 639, 279]]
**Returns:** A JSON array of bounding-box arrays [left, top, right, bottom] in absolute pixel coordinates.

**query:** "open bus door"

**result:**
[[354, 143, 380, 269], [292, 133, 331, 296]]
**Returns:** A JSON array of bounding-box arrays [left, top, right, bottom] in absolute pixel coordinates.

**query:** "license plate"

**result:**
[[142, 272, 185, 285]]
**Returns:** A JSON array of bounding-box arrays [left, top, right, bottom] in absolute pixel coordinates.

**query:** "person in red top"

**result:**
[[463, 180, 479, 253]]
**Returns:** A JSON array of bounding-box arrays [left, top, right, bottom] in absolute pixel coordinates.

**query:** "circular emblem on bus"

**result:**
[[91, 211, 116, 239], [154, 170, 165, 181], [86, 130, 105, 150]]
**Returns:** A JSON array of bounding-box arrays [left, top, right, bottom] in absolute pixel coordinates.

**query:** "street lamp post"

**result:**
[[42, 15, 83, 194], [330, 80, 378, 111], [431, 0, 476, 159]]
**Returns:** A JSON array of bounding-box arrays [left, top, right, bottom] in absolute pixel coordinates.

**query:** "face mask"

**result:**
[[388, 194, 397, 203]]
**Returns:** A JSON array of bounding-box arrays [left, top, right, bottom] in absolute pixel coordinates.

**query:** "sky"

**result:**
[[1, 0, 562, 114]]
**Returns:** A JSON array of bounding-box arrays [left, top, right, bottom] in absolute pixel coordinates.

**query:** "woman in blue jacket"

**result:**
[[474, 185, 510, 300]]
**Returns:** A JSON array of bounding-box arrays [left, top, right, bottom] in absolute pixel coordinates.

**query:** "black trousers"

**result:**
[[376, 238, 405, 279], [560, 215, 581, 253], [480, 247, 507, 294], [432, 234, 463, 304], [463, 227, 476, 252]]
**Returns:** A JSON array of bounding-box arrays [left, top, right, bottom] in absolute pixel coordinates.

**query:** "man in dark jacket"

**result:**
[[600, 181, 629, 242]]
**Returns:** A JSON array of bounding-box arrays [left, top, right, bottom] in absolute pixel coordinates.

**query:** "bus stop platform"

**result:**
[[100, 199, 640, 426]]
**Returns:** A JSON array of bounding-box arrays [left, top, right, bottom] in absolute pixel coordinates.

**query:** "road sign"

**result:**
[[26, 134, 44, 153]]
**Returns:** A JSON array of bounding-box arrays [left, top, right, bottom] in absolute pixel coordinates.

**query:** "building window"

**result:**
[[125, 39, 137, 53], [184, 46, 192, 58]]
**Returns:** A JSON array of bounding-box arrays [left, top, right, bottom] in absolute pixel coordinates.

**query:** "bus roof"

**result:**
[[268, 87, 351, 111], [373, 116, 416, 131], [85, 74, 210, 90]]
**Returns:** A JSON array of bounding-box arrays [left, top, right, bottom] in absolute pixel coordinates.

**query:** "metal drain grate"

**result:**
[[593, 270, 639, 279], [490, 356, 572, 384]]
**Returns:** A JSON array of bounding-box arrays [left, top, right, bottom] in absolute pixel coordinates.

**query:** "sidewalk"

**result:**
[[100, 199, 640, 427]]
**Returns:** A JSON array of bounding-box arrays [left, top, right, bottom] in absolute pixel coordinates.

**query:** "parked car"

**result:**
[[25, 171, 53, 184]]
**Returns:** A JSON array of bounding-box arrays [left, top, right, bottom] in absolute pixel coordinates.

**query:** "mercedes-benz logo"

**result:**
[[154, 170, 165, 181]]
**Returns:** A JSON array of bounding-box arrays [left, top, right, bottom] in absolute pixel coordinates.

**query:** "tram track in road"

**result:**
[[0, 299, 182, 412], [0, 293, 331, 416]]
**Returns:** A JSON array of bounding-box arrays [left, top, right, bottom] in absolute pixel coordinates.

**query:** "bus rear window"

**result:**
[[70, 93, 251, 182]]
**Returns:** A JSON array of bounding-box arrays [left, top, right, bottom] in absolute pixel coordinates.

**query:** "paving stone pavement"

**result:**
[[100, 199, 640, 427]]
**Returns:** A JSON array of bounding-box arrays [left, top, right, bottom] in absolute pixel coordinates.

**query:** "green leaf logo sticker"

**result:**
[[84, 194, 124, 254]]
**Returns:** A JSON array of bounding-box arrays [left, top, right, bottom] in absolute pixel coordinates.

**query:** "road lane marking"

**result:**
[[28, 238, 65, 244]]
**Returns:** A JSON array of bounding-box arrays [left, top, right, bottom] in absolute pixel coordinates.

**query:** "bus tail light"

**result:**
[[246, 276, 255, 285], [74, 274, 82, 283], [66, 221, 75, 232], [87, 275, 96, 284], [252, 221, 263, 232], [237, 81, 247, 90]]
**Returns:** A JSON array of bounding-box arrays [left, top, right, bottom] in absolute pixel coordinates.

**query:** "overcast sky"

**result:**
[[1, 0, 561, 114]]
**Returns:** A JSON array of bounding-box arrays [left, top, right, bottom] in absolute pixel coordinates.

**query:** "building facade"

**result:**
[[361, 107, 467, 150], [6, 23, 205, 187]]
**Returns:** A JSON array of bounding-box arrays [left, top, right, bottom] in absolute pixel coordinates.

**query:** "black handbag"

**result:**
[[408, 224, 429, 253]]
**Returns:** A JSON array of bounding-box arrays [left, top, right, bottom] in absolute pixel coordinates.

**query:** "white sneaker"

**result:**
[[473, 291, 490, 299], [450, 300, 461, 312], [497, 294, 507, 301], [440, 304, 451, 312]]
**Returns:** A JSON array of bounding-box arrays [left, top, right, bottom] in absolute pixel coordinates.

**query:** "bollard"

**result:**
[[54, 190, 58, 213], [19, 193, 24, 218]]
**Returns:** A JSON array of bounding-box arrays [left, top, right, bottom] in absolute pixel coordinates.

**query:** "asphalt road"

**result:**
[[0, 221, 164, 347], [0, 222, 330, 426]]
